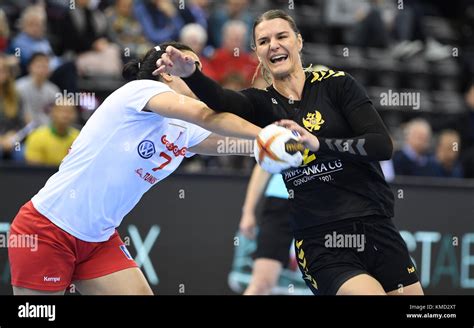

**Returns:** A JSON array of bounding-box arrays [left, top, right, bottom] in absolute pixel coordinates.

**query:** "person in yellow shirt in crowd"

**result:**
[[25, 103, 79, 166]]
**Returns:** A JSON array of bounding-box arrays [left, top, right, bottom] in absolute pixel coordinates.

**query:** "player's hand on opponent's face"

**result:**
[[152, 46, 196, 78], [276, 119, 320, 152]]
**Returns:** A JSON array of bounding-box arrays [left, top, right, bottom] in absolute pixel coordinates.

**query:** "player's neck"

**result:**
[[272, 68, 305, 101]]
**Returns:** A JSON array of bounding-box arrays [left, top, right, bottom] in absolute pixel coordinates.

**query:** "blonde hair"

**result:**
[[20, 5, 46, 31], [251, 61, 272, 87], [251, 9, 299, 50], [0, 9, 9, 38], [180, 23, 207, 46], [405, 118, 432, 138], [251, 64, 329, 88], [0, 56, 20, 119]]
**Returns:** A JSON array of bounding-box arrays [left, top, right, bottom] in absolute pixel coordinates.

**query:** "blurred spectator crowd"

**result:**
[[0, 0, 473, 180]]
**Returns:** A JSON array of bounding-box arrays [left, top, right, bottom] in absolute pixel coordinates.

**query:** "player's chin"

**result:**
[[269, 66, 292, 80]]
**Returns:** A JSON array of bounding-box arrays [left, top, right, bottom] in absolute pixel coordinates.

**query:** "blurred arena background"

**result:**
[[0, 0, 473, 295]]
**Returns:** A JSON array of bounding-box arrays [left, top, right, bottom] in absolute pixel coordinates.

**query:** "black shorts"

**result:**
[[293, 215, 420, 295], [254, 197, 293, 267]]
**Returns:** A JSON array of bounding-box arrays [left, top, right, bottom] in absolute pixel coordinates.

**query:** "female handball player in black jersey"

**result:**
[[154, 10, 423, 295]]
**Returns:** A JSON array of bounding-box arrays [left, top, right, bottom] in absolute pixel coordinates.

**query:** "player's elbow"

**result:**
[[196, 104, 217, 127]]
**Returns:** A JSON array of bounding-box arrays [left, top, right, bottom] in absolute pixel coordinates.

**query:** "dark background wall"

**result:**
[[0, 166, 473, 295]]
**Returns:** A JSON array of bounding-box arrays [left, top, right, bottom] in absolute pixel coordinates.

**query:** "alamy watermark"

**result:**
[[325, 231, 365, 252], [0, 232, 38, 252], [55, 90, 96, 110], [217, 137, 254, 156], [18, 302, 55, 322], [380, 89, 420, 110]]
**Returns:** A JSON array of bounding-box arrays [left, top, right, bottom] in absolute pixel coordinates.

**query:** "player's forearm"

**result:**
[[183, 68, 225, 110], [189, 135, 253, 156], [242, 165, 271, 214], [317, 102, 393, 161], [147, 93, 259, 139], [183, 68, 255, 120], [317, 133, 393, 162]]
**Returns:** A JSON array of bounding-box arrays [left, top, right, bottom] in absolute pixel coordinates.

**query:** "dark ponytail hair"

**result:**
[[122, 41, 195, 81]]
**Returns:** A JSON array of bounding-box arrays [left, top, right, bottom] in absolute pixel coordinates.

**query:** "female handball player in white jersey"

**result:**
[[8, 42, 260, 295]]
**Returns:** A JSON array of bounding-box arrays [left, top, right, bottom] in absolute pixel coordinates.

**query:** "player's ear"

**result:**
[[297, 34, 303, 52]]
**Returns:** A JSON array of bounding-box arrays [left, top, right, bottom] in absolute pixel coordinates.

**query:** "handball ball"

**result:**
[[254, 124, 304, 173]]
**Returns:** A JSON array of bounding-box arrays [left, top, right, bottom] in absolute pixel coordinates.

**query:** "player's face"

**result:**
[[254, 18, 302, 80], [51, 105, 77, 128], [163, 50, 201, 99], [29, 56, 50, 80]]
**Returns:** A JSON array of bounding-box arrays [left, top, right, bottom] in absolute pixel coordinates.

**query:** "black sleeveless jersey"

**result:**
[[185, 69, 394, 234]]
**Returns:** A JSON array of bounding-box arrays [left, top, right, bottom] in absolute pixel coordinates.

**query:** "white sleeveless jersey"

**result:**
[[32, 80, 210, 242]]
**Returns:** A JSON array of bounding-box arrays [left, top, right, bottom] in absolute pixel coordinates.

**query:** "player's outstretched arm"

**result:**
[[146, 91, 261, 139], [278, 115, 392, 162]]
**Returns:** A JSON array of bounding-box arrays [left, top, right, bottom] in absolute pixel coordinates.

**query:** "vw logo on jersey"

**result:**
[[137, 140, 156, 159]]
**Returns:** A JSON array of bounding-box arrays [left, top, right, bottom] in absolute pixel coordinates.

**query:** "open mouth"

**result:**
[[270, 54, 288, 64]]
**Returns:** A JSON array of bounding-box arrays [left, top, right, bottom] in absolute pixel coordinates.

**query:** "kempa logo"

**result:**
[[44, 276, 61, 283], [325, 232, 366, 252], [18, 302, 56, 322], [380, 89, 420, 110]]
